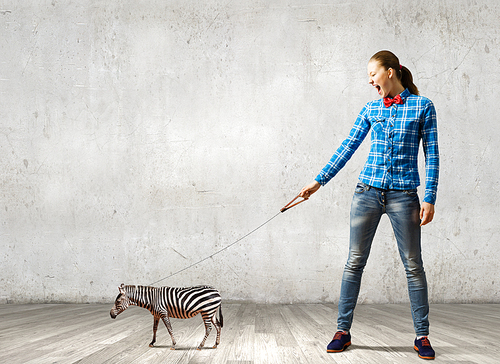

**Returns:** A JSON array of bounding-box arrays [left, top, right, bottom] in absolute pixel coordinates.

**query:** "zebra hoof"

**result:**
[[170, 347, 176, 351], [149, 344, 154, 348]]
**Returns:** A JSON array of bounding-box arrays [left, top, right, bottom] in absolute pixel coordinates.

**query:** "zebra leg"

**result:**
[[149, 317, 160, 347], [211, 314, 221, 348], [214, 305, 223, 348], [197, 315, 212, 350], [161, 316, 177, 350]]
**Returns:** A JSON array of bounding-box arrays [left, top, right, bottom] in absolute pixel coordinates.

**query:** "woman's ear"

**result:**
[[387, 67, 395, 79]]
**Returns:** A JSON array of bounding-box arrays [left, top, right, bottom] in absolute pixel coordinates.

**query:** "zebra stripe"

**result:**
[[110, 284, 223, 350], [165, 287, 220, 318]]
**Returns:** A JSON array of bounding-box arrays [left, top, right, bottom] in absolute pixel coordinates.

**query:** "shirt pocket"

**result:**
[[371, 118, 386, 136]]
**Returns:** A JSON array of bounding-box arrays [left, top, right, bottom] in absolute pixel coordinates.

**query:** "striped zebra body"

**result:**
[[166, 286, 221, 319], [110, 284, 223, 350]]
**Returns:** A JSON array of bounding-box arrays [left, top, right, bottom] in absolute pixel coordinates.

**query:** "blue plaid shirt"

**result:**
[[315, 89, 439, 204]]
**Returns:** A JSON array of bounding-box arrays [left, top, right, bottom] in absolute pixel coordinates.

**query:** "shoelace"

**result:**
[[420, 337, 431, 346], [333, 331, 346, 341]]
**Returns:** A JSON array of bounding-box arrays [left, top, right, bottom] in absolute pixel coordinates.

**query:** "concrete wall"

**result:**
[[1, 0, 499, 304]]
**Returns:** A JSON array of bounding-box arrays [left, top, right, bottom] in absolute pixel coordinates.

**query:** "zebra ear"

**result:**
[[119, 284, 125, 293]]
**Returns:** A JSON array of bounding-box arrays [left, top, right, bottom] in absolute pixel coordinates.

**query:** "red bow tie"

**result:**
[[383, 94, 403, 108]]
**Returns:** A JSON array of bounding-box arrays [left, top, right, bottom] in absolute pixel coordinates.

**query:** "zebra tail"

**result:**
[[217, 305, 224, 328]]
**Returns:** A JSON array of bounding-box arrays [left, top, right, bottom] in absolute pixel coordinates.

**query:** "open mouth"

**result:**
[[373, 84, 383, 96]]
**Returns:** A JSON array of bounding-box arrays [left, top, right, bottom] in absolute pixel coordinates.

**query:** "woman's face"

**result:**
[[367, 60, 396, 98]]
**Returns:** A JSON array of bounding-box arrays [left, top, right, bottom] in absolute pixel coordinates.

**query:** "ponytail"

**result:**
[[400, 65, 419, 95], [370, 50, 419, 95]]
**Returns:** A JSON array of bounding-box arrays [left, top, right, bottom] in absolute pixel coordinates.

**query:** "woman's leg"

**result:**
[[337, 183, 384, 331], [386, 189, 429, 336]]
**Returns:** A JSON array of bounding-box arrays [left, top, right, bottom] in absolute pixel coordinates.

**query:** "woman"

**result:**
[[300, 50, 439, 360]]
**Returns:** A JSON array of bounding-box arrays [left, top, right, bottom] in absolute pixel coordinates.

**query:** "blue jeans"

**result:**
[[337, 182, 429, 336]]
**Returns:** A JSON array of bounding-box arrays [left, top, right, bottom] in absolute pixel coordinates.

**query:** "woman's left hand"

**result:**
[[420, 202, 435, 226]]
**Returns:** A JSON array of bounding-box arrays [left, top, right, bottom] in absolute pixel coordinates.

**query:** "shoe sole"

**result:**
[[414, 345, 435, 360], [327, 341, 351, 353]]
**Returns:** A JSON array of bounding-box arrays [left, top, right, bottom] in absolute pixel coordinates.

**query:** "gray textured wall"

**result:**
[[1, 0, 499, 304]]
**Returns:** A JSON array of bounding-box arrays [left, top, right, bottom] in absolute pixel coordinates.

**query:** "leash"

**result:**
[[280, 194, 308, 212], [149, 194, 308, 286]]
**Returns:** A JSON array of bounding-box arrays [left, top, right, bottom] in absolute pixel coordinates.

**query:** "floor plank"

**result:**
[[0, 303, 499, 363]]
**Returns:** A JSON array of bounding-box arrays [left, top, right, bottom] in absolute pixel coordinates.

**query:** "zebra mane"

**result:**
[[124, 284, 214, 292], [123, 285, 156, 296]]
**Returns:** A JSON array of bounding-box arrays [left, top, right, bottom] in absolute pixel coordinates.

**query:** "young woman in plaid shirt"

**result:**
[[300, 50, 439, 360]]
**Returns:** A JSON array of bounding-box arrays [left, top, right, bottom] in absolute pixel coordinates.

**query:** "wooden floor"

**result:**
[[1, 303, 499, 364]]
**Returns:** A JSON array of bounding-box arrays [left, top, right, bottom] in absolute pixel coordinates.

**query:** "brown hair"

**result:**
[[370, 50, 419, 95]]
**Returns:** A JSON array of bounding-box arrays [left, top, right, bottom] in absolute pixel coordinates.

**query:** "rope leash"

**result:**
[[149, 194, 308, 286]]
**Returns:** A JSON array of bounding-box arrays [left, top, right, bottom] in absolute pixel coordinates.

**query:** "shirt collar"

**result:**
[[399, 88, 411, 102]]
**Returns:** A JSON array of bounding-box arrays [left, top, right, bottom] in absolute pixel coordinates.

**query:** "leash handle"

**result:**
[[281, 194, 308, 213]]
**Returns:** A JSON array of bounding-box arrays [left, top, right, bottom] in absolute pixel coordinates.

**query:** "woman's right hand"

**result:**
[[299, 181, 321, 199]]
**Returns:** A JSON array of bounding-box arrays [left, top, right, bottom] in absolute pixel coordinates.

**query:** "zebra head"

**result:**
[[110, 284, 131, 319]]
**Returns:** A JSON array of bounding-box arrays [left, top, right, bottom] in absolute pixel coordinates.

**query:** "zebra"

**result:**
[[110, 284, 223, 350]]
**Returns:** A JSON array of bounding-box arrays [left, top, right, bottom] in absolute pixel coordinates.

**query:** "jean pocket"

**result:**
[[355, 182, 369, 194], [404, 189, 418, 196]]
